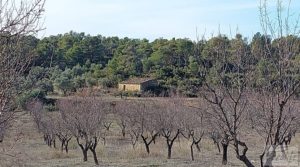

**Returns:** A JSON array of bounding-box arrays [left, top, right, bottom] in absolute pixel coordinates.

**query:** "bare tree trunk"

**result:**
[[65, 140, 69, 153], [264, 146, 276, 167], [122, 127, 126, 138], [82, 148, 88, 162], [44, 134, 47, 143], [77, 138, 88, 162], [145, 144, 150, 154], [260, 152, 265, 167], [141, 133, 158, 154], [191, 143, 195, 161], [195, 143, 201, 152], [235, 141, 255, 167], [164, 130, 180, 159], [90, 148, 99, 165], [222, 143, 228, 165], [216, 142, 221, 153], [166, 135, 178, 159], [167, 144, 172, 159], [90, 137, 99, 165], [238, 155, 255, 167], [53, 138, 56, 148], [189, 136, 203, 160], [194, 137, 202, 152], [61, 140, 65, 152]]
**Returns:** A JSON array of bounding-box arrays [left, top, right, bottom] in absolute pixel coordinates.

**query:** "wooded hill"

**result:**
[[20, 31, 300, 98]]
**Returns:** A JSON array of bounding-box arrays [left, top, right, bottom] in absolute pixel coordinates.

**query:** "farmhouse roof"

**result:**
[[120, 77, 155, 84]]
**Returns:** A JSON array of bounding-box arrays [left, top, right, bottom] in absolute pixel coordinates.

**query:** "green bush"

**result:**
[[113, 91, 141, 97], [44, 104, 58, 112], [85, 77, 97, 87], [98, 77, 117, 88], [17, 89, 46, 109]]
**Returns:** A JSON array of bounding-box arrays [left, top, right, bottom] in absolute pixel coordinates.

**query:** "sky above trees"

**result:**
[[43, 0, 300, 40]]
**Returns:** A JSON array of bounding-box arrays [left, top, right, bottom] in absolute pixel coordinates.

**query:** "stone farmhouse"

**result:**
[[118, 78, 158, 92]]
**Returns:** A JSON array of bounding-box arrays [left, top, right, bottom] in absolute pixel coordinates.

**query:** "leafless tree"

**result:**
[[27, 100, 73, 153], [139, 102, 160, 155], [57, 97, 109, 165], [156, 99, 184, 159], [199, 33, 255, 166], [40, 115, 57, 148], [26, 100, 44, 131], [209, 130, 222, 153], [115, 100, 160, 154], [115, 101, 129, 138], [26, 100, 57, 148], [250, 95, 300, 166], [0, 0, 45, 142], [120, 101, 143, 149], [100, 113, 114, 146], [181, 106, 207, 161], [53, 115, 72, 153], [253, 0, 300, 166]]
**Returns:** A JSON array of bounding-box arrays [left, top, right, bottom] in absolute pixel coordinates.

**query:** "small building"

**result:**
[[118, 78, 158, 92]]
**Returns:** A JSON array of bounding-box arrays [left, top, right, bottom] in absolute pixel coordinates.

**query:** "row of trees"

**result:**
[[28, 98, 212, 165], [27, 95, 299, 166]]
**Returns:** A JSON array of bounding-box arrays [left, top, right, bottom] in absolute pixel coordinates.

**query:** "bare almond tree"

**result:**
[[53, 115, 72, 153], [199, 33, 255, 166], [209, 130, 222, 153], [252, 1, 300, 166], [40, 115, 57, 148], [118, 101, 143, 149], [27, 100, 72, 153], [0, 0, 45, 142], [115, 101, 128, 138], [58, 97, 108, 165], [250, 95, 300, 166], [26, 100, 44, 132], [115, 100, 160, 154], [181, 106, 207, 161], [101, 115, 113, 146], [139, 101, 160, 155], [26, 100, 57, 148], [156, 99, 184, 159]]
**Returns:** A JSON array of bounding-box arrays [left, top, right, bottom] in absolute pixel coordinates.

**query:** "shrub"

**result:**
[[43, 104, 58, 112], [17, 89, 46, 109], [98, 78, 116, 88]]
